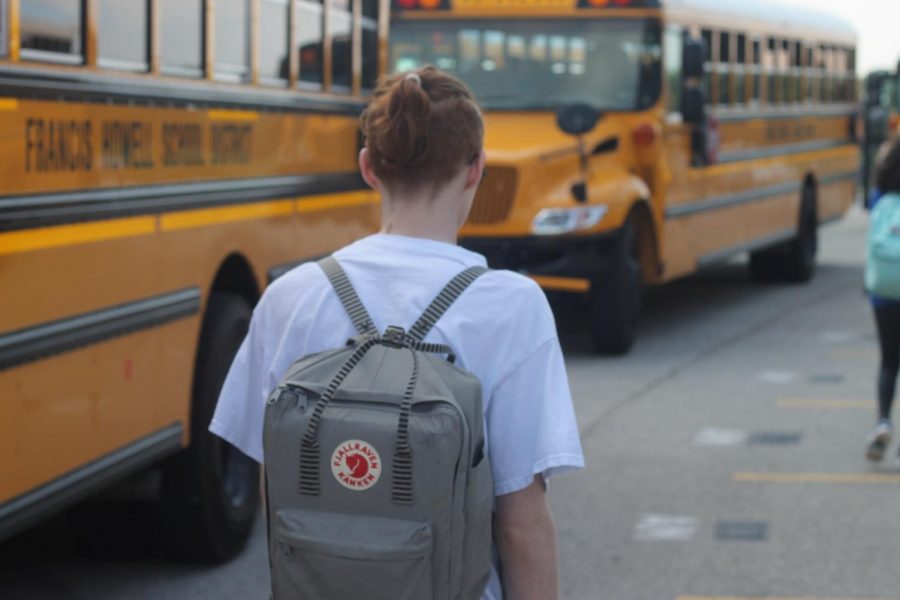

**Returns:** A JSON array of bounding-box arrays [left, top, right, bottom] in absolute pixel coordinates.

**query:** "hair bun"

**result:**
[[360, 66, 483, 188]]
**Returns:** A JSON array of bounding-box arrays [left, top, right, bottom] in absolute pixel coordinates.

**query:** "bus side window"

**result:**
[[331, 0, 352, 92], [260, 0, 289, 85], [98, 0, 149, 72], [296, 0, 324, 89], [735, 33, 746, 105], [0, 0, 6, 57], [751, 38, 761, 104], [20, 0, 83, 64], [718, 31, 731, 107], [766, 38, 778, 104], [215, 0, 251, 83], [701, 29, 712, 102], [664, 24, 683, 114], [159, 0, 203, 78], [361, 0, 379, 91]]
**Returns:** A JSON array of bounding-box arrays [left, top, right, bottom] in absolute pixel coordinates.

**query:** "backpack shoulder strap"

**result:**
[[408, 265, 489, 342], [318, 256, 376, 335]]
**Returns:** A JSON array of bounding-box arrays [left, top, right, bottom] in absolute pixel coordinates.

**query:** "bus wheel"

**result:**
[[749, 185, 817, 284], [161, 292, 259, 563], [590, 218, 642, 355], [782, 185, 818, 283], [748, 249, 784, 282]]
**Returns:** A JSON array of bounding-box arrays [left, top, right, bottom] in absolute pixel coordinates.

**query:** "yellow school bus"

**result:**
[[391, 0, 859, 353], [0, 0, 387, 560]]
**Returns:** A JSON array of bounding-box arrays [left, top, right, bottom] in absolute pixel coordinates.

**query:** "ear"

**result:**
[[359, 148, 382, 192], [463, 150, 486, 191]]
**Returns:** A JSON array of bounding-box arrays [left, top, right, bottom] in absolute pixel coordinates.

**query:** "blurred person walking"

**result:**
[[210, 66, 584, 599], [864, 138, 900, 461]]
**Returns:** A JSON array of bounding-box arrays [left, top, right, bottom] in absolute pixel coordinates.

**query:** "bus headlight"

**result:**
[[532, 205, 608, 235]]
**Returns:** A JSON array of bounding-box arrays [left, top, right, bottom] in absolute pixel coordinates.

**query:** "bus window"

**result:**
[[391, 19, 661, 112], [260, 0, 289, 84], [331, 0, 352, 91], [361, 0, 379, 90], [159, 0, 203, 77], [0, 0, 5, 57], [663, 25, 683, 114], [766, 38, 777, 104], [751, 38, 761, 103], [569, 37, 586, 76], [718, 31, 731, 106], [98, 0, 148, 72], [216, 0, 251, 82], [20, 0, 82, 63], [735, 33, 746, 105], [296, 0, 324, 88], [701, 28, 712, 102]]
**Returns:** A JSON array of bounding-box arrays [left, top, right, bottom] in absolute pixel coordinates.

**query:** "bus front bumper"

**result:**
[[459, 230, 622, 291]]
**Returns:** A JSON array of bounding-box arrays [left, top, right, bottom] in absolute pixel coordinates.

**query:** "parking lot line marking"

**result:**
[[734, 472, 900, 484], [776, 398, 874, 409], [694, 428, 748, 447], [634, 514, 698, 541]]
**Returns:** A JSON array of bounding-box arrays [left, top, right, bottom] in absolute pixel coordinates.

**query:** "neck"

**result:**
[[379, 188, 464, 245]]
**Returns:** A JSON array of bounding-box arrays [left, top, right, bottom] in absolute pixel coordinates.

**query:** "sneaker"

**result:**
[[866, 420, 892, 462]]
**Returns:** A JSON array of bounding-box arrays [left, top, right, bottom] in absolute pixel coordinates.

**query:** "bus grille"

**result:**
[[466, 167, 518, 226]]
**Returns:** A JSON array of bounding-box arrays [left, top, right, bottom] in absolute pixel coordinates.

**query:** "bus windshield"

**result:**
[[390, 19, 662, 111]]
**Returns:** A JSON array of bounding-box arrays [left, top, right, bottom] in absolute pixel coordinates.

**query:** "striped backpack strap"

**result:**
[[407, 266, 489, 342], [318, 256, 376, 336]]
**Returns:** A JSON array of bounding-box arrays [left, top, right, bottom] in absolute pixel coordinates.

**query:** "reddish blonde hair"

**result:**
[[360, 66, 483, 190]]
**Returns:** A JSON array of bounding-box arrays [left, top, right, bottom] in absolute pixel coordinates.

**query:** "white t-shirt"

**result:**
[[210, 233, 584, 600]]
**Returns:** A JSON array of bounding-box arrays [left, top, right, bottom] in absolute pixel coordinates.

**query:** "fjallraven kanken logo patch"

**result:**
[[331, 440, 382, 490]]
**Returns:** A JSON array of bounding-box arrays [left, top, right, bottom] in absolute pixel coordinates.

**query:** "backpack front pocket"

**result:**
[[272, 509, 433, 600]]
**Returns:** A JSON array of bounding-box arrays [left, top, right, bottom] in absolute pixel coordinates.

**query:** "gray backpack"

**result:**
[[263, 256, 494, 600]]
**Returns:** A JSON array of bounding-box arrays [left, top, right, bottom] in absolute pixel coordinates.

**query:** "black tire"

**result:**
[[748, 184, 817, 284], [590, 218, 642, 355], [160, 292, 260, 563], [782, 184, 818, 283], [748, 249, 784, 282]]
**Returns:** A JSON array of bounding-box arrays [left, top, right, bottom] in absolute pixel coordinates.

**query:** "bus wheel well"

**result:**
[[628, 201, 660, 281], [209, 253, 260, 308]]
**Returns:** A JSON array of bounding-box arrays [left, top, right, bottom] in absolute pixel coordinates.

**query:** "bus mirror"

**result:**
[[683, 39, 705, 80], [557, 104, 602, 136], [681, 86, 705, 125]]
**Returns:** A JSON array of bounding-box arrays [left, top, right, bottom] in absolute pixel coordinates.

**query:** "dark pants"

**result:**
[[874, 304, 900, 420]]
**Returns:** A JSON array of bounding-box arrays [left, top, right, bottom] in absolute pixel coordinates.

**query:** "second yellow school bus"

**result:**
[[391, 0, 859, 353]]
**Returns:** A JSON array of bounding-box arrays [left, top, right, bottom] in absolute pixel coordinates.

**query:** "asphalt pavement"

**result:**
[[3, 206, 896, 600]]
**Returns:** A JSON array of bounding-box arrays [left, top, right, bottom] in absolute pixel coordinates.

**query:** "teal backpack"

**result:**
[[866, 193, 900, 299]]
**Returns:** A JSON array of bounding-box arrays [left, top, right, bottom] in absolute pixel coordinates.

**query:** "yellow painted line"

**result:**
[[160, 200, 293, 232], [0, 216, 156, 255], [294, 191, 378, 214], [734, 472, 900, 484], [831, 348, 878, 360], [531, 275, 591, 293], [776, 398, 874, 409], [207, 109, 259, 122], [0, 97, 18, 111]]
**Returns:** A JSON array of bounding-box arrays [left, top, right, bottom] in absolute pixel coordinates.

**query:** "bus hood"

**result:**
[[482, 112, 623, 163]]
